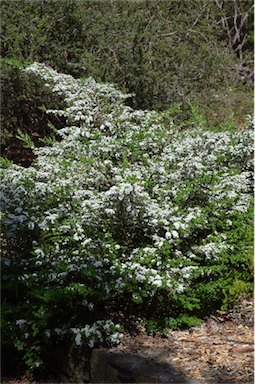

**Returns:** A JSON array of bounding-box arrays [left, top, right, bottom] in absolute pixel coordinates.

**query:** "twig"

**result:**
[[224, 338, 254, 345], [179, 338, 254, 345]]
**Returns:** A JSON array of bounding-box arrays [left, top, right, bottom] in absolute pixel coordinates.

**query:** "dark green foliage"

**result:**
[[1, 0, 253, 126], [0, 58, 66, 165]]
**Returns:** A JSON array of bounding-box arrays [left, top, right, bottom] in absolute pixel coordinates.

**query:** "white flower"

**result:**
[[75, 333, 82, 346], [172, 230, 179, 238], [45, 329, 51, 338], [16, 319, 27, 327], [54, 328, 63, 335], [152, 279, 163, 288], [174, 222, 181, 230]]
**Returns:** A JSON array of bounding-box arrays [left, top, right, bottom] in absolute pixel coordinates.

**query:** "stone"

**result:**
[[90, 349, 201, 383], [46, 341, 91, 383], [46, 342, 202, 383]]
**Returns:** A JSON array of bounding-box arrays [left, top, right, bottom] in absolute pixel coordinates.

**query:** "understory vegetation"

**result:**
[[1, 63, 253, 370], [1, 0, 254, 148]]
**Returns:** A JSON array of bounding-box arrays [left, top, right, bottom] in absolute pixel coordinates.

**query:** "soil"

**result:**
[[1, 297, 253, 384]]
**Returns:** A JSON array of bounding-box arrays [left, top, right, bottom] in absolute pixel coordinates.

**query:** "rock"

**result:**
[[46, 341, 91, 383], [90, 349, 201, 383], [46, 342, 202, 383]]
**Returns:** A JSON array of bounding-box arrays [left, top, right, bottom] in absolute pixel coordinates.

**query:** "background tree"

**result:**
[[0, 0, 253, 162]]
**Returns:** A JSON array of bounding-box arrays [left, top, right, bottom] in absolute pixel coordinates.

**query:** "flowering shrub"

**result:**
[[1, 63, 253, 369]]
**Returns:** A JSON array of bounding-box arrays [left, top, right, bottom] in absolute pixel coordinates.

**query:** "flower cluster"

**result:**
[[71, 320, 123, 348], [1, 63, 253, 368]]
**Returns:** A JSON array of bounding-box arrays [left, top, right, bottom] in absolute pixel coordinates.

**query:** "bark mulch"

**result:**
[[115, 297, 254, 384]]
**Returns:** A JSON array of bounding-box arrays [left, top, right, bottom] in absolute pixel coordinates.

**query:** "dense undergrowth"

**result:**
[[1, 0, 254, 133], [1, 63, 254, 370]]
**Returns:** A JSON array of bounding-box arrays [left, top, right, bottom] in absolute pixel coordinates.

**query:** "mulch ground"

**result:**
[[115, 297, 254, 384]]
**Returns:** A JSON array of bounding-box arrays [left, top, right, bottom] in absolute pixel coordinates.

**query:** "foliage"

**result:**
[[0, 58, 66, 150], [1, 64, 253, 369], [167, 315, 203, 331], [1, 0, 253, 126], [16, 129, 35, 149]]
